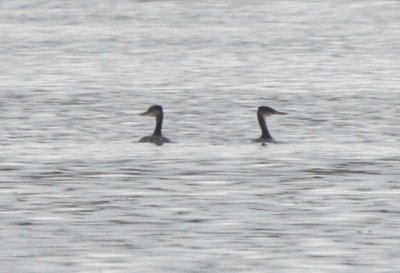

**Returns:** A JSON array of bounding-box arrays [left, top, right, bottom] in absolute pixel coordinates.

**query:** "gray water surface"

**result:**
[[1, 1, 400, 272]]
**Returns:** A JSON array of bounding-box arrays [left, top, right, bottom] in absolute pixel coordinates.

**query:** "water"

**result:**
[[1, 0, 399, 272]]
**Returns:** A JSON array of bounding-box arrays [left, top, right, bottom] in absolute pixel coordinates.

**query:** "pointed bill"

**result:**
[[140, 110, 152, 116]]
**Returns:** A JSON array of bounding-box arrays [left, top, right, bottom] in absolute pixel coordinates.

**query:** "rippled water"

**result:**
[[1, 1, 399, 272]]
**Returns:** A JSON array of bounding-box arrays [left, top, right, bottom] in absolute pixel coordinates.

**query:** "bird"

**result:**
[[139, 105, 170, 145], [253, 106, 287, 144]]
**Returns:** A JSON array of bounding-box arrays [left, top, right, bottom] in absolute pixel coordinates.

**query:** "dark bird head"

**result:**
[[258, 106, 287, 117], [140, 105, 163, 117]]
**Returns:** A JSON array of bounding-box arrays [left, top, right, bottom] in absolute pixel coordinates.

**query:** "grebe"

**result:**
[[253, 106, 287, 144], [139, 105, 170, 145]]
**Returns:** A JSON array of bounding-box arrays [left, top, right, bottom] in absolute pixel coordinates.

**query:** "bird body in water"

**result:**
[[139, 105, 170, 145], [253, 106, 287, 144]]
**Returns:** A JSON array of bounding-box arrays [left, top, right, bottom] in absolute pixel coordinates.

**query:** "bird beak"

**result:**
[[274, 110, 287, 115], [140, 110, 150, 116]]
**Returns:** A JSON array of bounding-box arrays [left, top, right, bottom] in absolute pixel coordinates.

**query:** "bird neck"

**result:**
[[153, 113, 163, 136], [258, 113, 273, 140]]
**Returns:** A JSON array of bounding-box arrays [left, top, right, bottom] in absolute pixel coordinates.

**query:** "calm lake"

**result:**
[[1, 1, 399, 272]]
